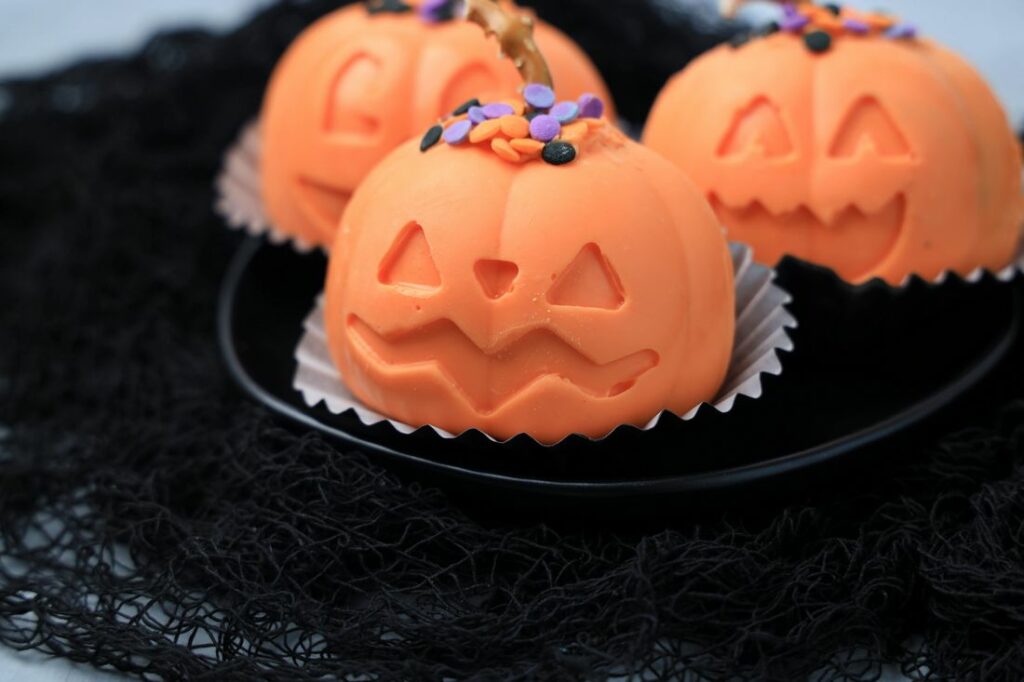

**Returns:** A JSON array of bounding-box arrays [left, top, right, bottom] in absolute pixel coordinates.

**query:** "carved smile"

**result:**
[[296, 176, 352, 233], [710, 194, 905, 281], [347, 316, 660, 415]]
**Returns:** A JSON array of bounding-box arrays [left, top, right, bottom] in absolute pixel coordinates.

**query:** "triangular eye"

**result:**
[[718, 97, 794, 158], [547, 244, 625, 310], [830, 96, 911, 158], [325, 53, 382, 137], [378, 223, 441, 290]]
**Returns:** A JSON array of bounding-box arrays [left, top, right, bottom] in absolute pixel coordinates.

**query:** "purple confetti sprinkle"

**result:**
[[468, 106, 487, 124], [549, 101, 580, 124], [443, 119, 473, 145], [578, 93, 605, 119], [780, 14, 810, 32], [529, 114, 561, 143], [886, 23, 918, 39], [843, 18, 870, 34], [482, 102, 515, 119], [523, 83, 556, 110], [419, 0, 448, 23], [782, 3, 799, 17]]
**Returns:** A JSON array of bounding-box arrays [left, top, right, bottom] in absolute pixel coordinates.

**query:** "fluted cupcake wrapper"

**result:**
[[215, 122, 319, 254], [291, 242, 797, 446]]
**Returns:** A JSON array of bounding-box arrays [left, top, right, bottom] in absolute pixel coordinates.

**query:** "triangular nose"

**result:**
[[475, 259, 519, 299]]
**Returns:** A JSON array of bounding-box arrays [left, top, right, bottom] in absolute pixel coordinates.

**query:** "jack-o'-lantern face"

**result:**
[[324, 129, 735, 443], [645, 32, 1023, 284], [260, 3, 614, 249]]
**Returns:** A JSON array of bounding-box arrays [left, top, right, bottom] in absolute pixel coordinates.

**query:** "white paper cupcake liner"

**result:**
[[291, 242, 797, 445], [214, 121, 318, 254], [889, 240, 1024, 288]]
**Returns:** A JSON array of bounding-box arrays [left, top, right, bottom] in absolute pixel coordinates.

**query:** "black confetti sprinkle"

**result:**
[[432, 0, 460, 22], [420, 124, 443, 152], [365, 0, 413, 15], [452, 98, 480, 116], [804, 30, 832, 53], [824, 3, 842, 16], [758, 21, 780, 37], [542, 141, 577, 165], [729, 32, 751, 48]]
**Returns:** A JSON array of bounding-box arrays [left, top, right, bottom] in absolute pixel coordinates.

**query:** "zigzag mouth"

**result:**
[[710, 194, 906, 282], [347, 316, 660, 415]]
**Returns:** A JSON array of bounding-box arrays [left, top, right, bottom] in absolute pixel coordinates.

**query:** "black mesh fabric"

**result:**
[[2, 1, 1024, 680]]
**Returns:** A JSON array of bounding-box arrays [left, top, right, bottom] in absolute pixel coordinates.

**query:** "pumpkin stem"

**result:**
[[461, 0, 554, 89], [720, 0, 812, 18]]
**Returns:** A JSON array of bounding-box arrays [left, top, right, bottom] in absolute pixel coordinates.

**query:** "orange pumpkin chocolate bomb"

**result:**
[[322, 0, 736, 443], [259, 0, 614, 250], [645, 1, 1024, 285]]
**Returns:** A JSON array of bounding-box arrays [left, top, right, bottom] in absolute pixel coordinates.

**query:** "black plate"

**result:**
[[218, 237, 1021, 514]]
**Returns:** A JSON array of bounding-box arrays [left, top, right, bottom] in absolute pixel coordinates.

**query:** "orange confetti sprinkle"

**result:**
[[584, 118, 607, 131], [509, 138, 544, 156], [468, 118, 502, 144], [815, 13, 845, 34], [499, 115, 530, 139], [491, 137, 521, 163], [864, 12, 897, 30]]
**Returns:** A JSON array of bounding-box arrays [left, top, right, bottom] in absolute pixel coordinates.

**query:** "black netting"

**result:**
[[2, 1, 1024, 680]]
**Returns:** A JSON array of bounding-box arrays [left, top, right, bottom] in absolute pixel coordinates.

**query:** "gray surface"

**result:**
[[0, 0, 1020, 679]]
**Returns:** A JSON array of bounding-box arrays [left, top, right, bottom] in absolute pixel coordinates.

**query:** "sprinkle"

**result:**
[[419, 0, 448, 22], [443, 119, 473, 145], [542, 141, 577, 166], [509, 138, 545, 156], [804, 30, 832, 53], [367, 0, 413, 15], [499, 99, 526, 116], [824, 3, 842, 16], [420, 125, 443, 152], [499, 115, 530, 139], [843, 18, 870, 34], [452, 98, 480, 116], [529, 114, 561, 142], [578, 94, 605, 119], [523, 83, 556, 110], [815, 13, 844, 34], [886, 23, 918, 39], [584, 118, 606, 131], [491, 138, 521, 163], [865, 12, 896, 30], [780, 14, 810, 32], [782, 3, 799, 17], [468, 118, 502, 144], [560, 121, 588, 144], [468, 106, 487, 124], [758, 21, 781, 37], [729, 32, 751, 48], [550, 101, 580, 124], [482, 102, 515, 119]]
